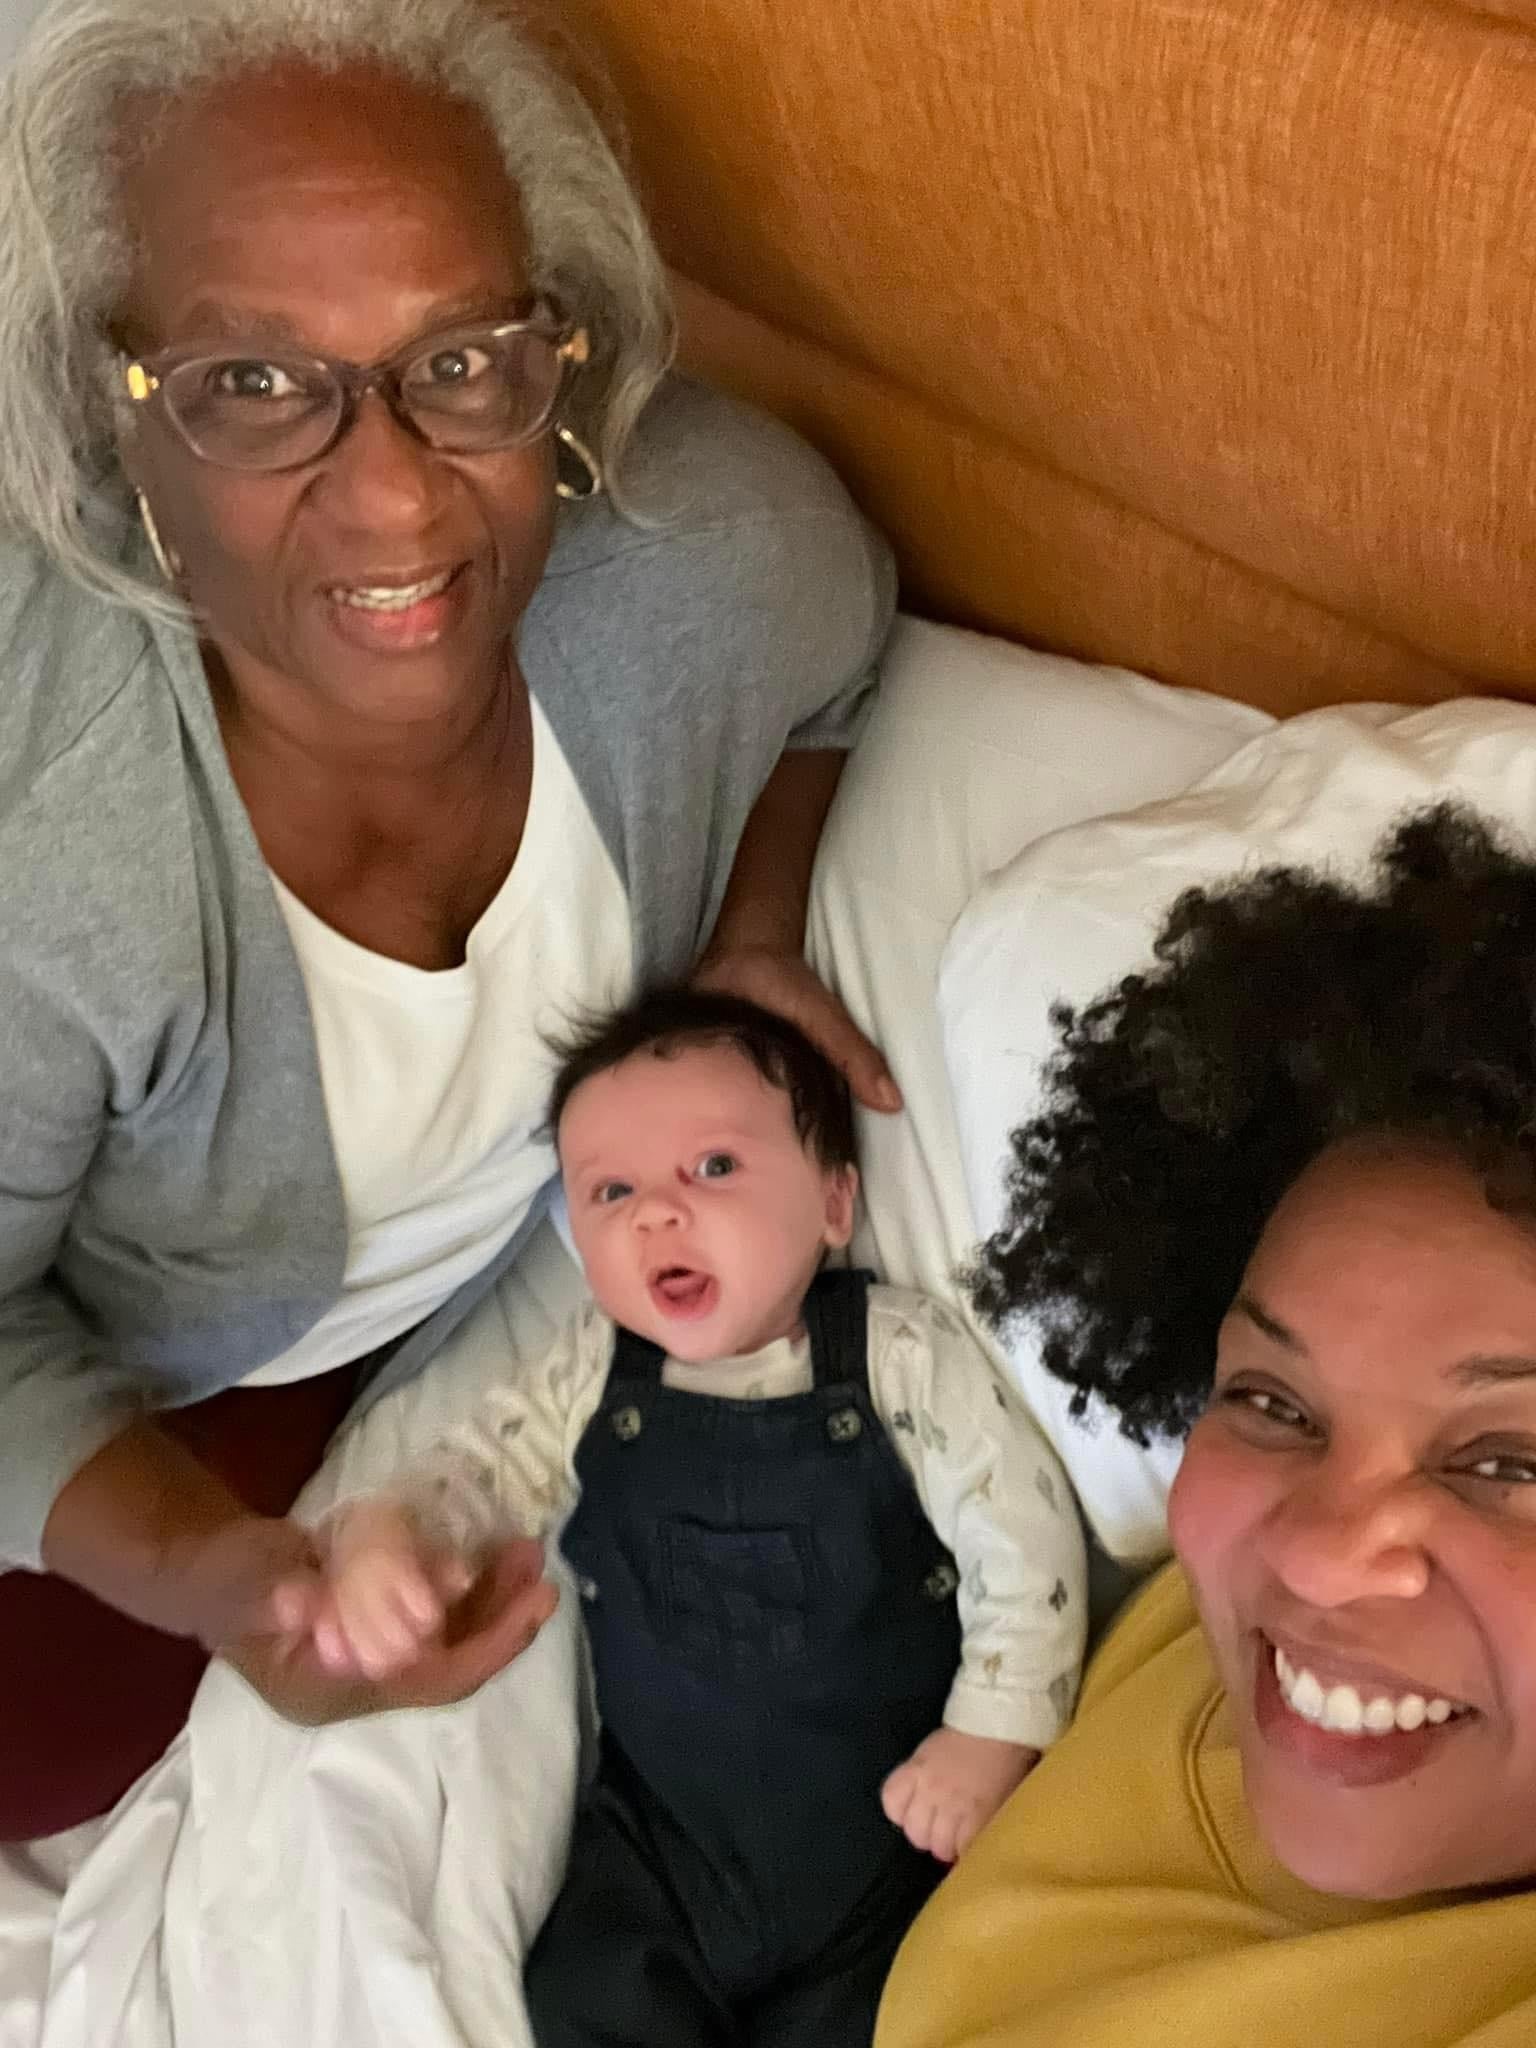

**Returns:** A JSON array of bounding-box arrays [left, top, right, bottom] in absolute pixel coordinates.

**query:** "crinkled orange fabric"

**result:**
[[559, 0, 1536, 712]]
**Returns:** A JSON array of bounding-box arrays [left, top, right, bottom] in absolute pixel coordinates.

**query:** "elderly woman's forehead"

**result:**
[[117, 58, 516, 214], [112, 57, 528, 340]]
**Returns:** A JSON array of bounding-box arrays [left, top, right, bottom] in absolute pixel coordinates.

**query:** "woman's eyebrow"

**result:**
[[1234, 1293, 1306, 1353], [160, 293, 515, 351], [1448, 1353, 1536, 1387], [172, 302, 306, 342]]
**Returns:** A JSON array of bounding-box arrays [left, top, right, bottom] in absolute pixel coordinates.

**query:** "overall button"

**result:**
[[578, 1576, 600, 1603], [611, 1405, 644, 1442], [923, 1561, 960, 1601], [826, 1406, 863, 1444]]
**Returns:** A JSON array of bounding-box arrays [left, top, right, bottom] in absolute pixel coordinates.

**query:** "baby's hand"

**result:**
[[312, 1498, 477, 1680], [881, 1727, 1039, 1864]]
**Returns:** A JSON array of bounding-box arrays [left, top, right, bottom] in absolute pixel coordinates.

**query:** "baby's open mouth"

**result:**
[[648, 1266, 718, 1318]]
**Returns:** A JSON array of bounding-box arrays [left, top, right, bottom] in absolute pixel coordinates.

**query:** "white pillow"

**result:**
[[805, 613, 1268, 1377], [940, 696, 1536, 1563]]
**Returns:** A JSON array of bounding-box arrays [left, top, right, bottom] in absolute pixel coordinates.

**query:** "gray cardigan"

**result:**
[[0, 378, 894, 1567]]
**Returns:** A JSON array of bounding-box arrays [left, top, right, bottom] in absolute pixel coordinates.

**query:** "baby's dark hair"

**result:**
[[548, 987, 858, 1172], [968, 804, 1536, 1447]]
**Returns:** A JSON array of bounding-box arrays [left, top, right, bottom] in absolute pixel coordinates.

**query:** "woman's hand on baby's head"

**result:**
[[693, 943, 902, 1114], [881, 1727, 1040, 1865]]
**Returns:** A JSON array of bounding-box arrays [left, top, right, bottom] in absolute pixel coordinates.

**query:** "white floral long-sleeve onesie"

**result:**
[[388, 1282, 1087, 1750]]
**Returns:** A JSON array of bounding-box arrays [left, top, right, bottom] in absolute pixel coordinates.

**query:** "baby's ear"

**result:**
[[822, 1163, 859, 1250]]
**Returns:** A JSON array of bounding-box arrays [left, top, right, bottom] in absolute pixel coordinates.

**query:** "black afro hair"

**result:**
[[968, 804, 1536, 1444]]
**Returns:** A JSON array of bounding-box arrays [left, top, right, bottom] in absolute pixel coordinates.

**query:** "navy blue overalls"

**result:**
[[524, 1269, 962, 2046]]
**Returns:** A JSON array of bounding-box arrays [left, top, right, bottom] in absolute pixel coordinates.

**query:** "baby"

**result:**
[[313, 989, 1086, 2046]]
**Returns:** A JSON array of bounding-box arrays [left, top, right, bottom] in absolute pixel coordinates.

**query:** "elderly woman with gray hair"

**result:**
[[0, 0, 896, 1841]]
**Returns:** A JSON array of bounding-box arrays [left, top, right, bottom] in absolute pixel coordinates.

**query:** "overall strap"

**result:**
[[605, 1320, 669, 1389], [803, 1267, 875, 1391]]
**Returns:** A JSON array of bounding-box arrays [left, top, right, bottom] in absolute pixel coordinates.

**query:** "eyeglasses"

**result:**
[[121, 298, 590, 473]]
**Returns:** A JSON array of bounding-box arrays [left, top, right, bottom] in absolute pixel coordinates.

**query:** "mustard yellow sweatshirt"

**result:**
[[876, 1565, 1536, 2048]]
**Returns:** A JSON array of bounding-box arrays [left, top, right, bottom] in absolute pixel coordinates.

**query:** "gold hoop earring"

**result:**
[[554, 425, 603, 502], [136, 491, 184, 584]]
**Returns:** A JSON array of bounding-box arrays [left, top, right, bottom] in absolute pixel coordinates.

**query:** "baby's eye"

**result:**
[[695, 1152, 737, 1181], [592, 1180, 631, 1206]]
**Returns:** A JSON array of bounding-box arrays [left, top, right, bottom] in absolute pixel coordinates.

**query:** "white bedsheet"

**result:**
[[0, 615, 1141, 2046], [2, 1215, 590, 2048]]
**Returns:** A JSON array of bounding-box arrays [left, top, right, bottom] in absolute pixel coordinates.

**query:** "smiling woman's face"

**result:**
[[1168, 1137, 1536, 1900], [115, 60, 557, 731]]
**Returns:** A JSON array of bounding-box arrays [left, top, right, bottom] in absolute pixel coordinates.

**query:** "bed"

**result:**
[[8, 0, 1536, 2040]]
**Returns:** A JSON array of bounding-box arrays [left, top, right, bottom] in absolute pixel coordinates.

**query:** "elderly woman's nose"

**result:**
[[313, 390, 447, 531], [1257, 1464, 1432, 1608]]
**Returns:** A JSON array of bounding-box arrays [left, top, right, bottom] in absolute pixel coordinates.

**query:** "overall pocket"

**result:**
[[658, 1518, 815, 1669]]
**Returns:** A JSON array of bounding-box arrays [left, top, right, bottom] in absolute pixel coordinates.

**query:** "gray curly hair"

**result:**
[[0, 0, 676, 618]]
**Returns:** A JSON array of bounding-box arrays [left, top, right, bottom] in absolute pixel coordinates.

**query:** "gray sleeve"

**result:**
[[659, 476, 894, 758], [0, 961, 141, 1569], [544, 377, 899, 757], [774, 478, 897, 755], [527, 377, 903, 982]]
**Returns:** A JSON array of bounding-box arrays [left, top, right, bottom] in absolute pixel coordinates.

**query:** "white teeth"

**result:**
[[1272, 1645, 1465, 1738], [1361, 1696, 1398, 1735], [1292, 1666, 1326, 1722], [332, 570, 454, 612], [1323, 1684, 1363, 1733]]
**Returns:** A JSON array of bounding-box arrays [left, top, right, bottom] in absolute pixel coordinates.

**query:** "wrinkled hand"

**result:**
[[161, 1512, 328, 1654], [693, 944, 901, 1114], [223, 1536, 559, 1727], [881, 1727, 1039, 1864]]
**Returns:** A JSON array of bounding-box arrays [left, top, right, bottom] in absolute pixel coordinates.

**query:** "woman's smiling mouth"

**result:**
[[1251, 1633, 1477, 1788], [328, 568, 459, 612], [322, 564, 469, 650], [1271, 1642, 1470, 1735]]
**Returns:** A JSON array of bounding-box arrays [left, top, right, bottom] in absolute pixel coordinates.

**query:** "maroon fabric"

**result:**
[[0, 1363, 362, 1842]]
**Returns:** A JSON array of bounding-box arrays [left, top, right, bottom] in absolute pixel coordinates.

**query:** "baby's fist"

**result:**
[[881, 1727, 1038, 1864], [314, 1499, 473, 1680]]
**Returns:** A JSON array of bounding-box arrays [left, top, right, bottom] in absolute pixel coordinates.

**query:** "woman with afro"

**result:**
[[878, 803, 1536, 2048]]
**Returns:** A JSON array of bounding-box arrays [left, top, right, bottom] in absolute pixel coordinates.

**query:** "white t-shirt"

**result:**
[[247, 700, 632, 1386]]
